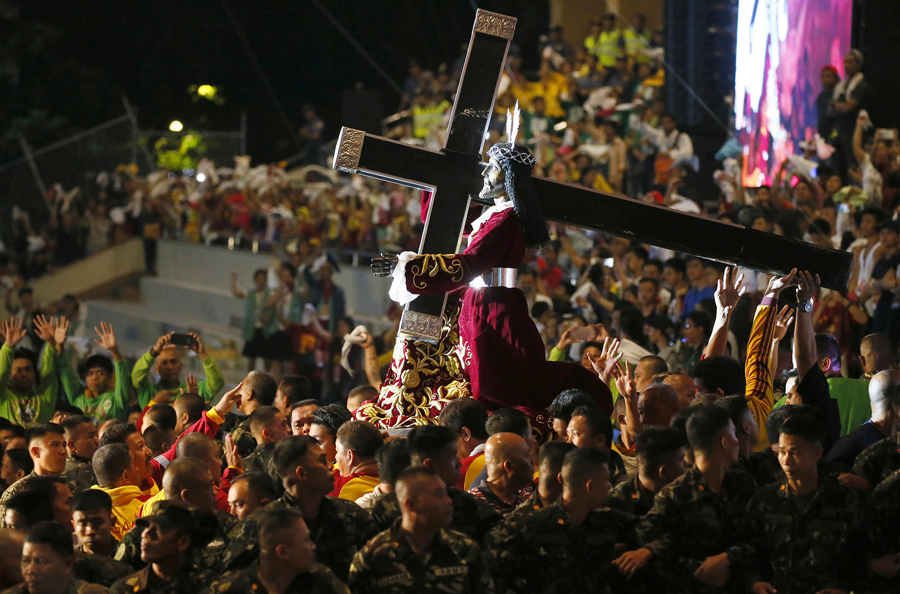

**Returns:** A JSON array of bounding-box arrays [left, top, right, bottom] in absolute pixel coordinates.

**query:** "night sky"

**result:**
[[4, 0, 549, 163]]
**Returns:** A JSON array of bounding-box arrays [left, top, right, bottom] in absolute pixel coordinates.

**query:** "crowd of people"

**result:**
[[2, 11, 900, 594]]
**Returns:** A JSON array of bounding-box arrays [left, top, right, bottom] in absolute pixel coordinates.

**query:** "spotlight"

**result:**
[[169, 120, 184, 132]]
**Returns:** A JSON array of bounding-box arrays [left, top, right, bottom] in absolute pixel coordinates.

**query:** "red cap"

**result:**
[[821, 65, 838, 76]]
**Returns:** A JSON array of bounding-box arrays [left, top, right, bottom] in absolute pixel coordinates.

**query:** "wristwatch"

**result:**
[[799, 299, 814, 313]]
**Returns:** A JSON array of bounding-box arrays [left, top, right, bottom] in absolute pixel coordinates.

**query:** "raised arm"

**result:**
[[705, 267, 745, 358], [230, 272, 246, 299], [94, 322, 132, 420], [853, 115, 868, 168], [187, 332, 224, 401], [792, 270, 820, 380]]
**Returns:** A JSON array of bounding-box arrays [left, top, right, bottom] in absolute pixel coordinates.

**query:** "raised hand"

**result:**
[[33, 314, 56, 346], [53, 317, 70, 347], [795, 270, 821, 303], [224, 433, 243, 471], [714, 266, 746, 311], [764, 268, 799, 297], [371, 253, 399, 277], [5, 318, 28, 348], [614, 361, 637, 403], [151, 332, 174, 357], [93, 322, 117, 351], [214, 381, 244, 418], [184, 374, 199, 396], [187, 332, 207, 360], [588, 337, 623, 385], [773, 305, 794, 343]]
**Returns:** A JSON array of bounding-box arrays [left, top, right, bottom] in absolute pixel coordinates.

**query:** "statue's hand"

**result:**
[[371, 253, 399, 277]]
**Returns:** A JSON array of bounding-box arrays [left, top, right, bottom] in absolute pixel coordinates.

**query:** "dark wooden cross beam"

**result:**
[[334, 10, 852, 343]]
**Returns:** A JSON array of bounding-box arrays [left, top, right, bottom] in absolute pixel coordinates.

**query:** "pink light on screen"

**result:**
[[734, 0, 853, 186]]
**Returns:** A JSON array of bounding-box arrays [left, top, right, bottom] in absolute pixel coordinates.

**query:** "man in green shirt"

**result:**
[[0, 317, 59, 427], [59, 322, 131, 423], [131, 332, 224, 408]]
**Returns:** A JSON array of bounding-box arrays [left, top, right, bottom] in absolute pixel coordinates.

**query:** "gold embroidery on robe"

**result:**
[[409, 255, 465, 290]]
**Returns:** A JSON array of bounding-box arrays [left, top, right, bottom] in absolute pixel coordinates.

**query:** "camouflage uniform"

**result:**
[[1, 579, 107, 594], [115, 510, 236, 572], [223, 415, 255, 459], [485, 500, 637, 593], [468, 484, 532, 516], [852, 433, 900, 489], [349, 521, 495, 594], [65, 455, 98, 493], [862, 468, 900, 593], [743, 449, 784, 488], [607, 474, 657, 517], [0, 472, 77, 529], [637, 465, 758, 593], [242, 443, 276, 476], [200, 560, 348, 594], [370, 488, 501, 542], [502, 489, 548, 524], [222, 492, 375, 581], [73, 551, 133, 587], [109, 565, 214, 594], [737, 478, 863, 594]]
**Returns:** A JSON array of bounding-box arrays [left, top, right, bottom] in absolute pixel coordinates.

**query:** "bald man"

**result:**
[[468, 433, 534, 515], [662, 373, 697, 409], [0, 528, 23, 589], [638, 384, 682, 429], [828, 369, 900, 467], [349, 467, 494, 593], [131, 332, 224, 408]]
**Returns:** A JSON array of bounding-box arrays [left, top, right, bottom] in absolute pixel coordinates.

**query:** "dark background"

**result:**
[[0, 0, 549, 163]]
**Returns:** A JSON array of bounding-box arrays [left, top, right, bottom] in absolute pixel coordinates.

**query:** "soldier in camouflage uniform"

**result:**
[[0, 423, 70, 529], [632, 405, 757, 593], [852, 432, 900, 491], [607, 427, 687, 517], [241, 406, 288, 476], [349, 467, 494, 594], [222, 436, 374, 581], [73, 551, 133, 588], [71, 490, 118, 558], [487, 448, 636, 593], [371, 426, 500, 540], [737, 415, 864, 594], [242, 442, 276, 476], [502, 440, 573, 523], [109, 503, 216, 594], [11, 522, 107, 594], [863, 468, 900, 592], [202, 509, 348, 594], [60, 416, 100, 494]]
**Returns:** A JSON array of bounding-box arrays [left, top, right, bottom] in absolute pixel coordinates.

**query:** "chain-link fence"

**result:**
[[0, 101, 245, 242]]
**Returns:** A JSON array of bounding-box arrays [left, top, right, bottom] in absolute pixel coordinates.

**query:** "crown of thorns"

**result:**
[[487, 144, 537, 168]]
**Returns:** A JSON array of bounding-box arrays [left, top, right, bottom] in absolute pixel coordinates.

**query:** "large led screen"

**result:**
[[734, 0, 853, 185]]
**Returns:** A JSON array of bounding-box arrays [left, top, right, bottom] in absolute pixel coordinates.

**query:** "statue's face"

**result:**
[[480, 157, 506, 202]]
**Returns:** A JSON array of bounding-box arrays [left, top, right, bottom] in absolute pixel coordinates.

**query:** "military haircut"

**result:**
[[142, 425, 174, 456], [375, 439, 411, 488], [162, 457, 211, 496], [97, 421, 137, 448], [716, 395, 751, 427], [394, 466, 440, 500], [571, 404, 613, 445], [765, 405, 801, 445], [310, 404, 352, 435], [173, 394, 205, 426], [635, 427, 688, 471], [92, 443, 134, 487], [561, 447, 609, 486], [406, 425, 456, 465], [6, 491, 54, 528], [144, 404, 177, 432], [779, 414, 825, 446], [292, 398, 320, 411], [248, 406, 282, 440], [815, 334, 841, 369], [60, 414, 95, 437], [231, 472, 278, 502], [271, 435, 318, 479], [347, 385, 378, 403], [548, 389, 596, 425], [670, 404, 702, 435], [638, 355, 669, 377], [279, 376, 313, 406], [693, 356, 745, 396], [485, 407, 530, 439], [336, 420, 384, 459], [257, 508, 305, 555], [70, 488, 113, 514], [1, 424, 24, 439], [25, 422, 64, 447], [538, 440, 575, 472], [25, 521, 73, 559], [175, 432, 216, 460], [4, 448, 33, 476], [438, 398, 489, 440], [685, 404, 733, 452], [244, 370, 278, 406]]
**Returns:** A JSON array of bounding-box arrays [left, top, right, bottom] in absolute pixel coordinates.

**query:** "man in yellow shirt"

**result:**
[[91, 444, 144, 541]]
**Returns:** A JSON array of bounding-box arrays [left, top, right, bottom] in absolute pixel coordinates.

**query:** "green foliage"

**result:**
[[154, 132, 208, 170]]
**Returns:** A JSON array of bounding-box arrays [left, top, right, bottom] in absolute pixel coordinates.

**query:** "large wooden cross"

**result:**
[[333, 9, 852, 343]]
